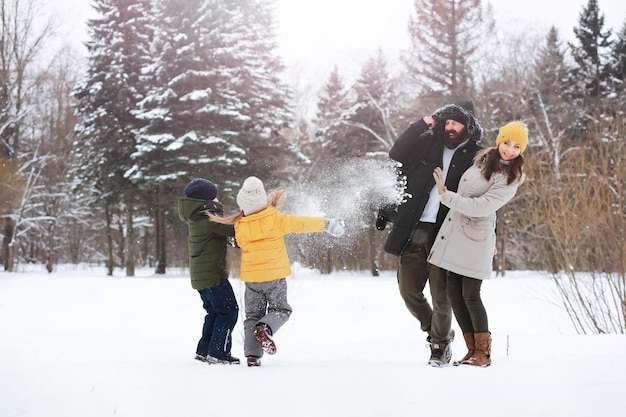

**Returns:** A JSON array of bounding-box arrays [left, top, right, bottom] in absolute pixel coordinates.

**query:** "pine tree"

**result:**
[[533, 27, 568, 108], [130, 0, 295, 273], [608, 19, 626, 115], [72, 0, 154, 275], [131, 0, 244, 188], [316, 51, 399, 158], [402, 0, 486, 105], [349, 49, 399, 153], [511, 27, 572, 270], [528, 26, 574, 176], [313, 66, 351, 159], [130, 0, 242, 274], [566, 0, 613, 110], [132, 0, 296, 191], [221, 0, 300, 181]]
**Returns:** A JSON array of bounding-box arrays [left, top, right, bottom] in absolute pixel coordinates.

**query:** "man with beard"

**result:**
[[376, 100, 483, 366]]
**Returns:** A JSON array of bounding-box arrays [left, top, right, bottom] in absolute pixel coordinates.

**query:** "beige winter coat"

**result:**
[[427, 157, 520, 280]]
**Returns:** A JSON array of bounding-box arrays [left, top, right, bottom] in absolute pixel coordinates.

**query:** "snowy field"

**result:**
[[1, 264, 624, 417]]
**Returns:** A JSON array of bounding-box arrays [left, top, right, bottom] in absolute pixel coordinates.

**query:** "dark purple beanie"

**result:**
[[183, 178, 218, 201]]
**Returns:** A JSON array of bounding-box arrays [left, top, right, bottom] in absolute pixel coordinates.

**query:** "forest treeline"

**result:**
[[1, 0, 624, 280]]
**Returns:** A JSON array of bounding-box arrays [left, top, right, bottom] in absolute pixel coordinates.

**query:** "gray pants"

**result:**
[[243, 278, 292, 358], [397, 224, 453, 344]]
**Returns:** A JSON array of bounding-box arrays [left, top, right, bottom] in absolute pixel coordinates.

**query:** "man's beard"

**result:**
[[444, 128, 468, 149]]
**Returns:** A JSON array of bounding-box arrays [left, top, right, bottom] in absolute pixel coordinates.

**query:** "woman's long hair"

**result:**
[[207, 188, 288, 224], [477, 147, 525, 185]]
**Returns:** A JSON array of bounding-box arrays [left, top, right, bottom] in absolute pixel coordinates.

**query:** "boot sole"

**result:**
[[247, 358, 261, 367], [206, 356, 241, 365], [254, 326, 277, 355]]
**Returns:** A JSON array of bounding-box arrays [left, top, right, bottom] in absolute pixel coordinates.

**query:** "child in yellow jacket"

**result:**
[[209, 176, 344, 367]]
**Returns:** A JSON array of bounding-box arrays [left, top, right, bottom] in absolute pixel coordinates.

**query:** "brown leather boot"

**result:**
[[454, 333, 475, 366], [466, 332, 491, 367]]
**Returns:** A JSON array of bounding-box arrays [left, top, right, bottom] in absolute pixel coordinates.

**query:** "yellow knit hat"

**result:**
[[495, 121, 529, 153]]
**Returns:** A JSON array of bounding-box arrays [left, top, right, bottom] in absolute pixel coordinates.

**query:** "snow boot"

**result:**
[[454, 333, 475, 366], [206, 355, 241, 365], [254, 324, 277, 355], [428, 329, 455, 367], [465, 332, 491, 367], [194, 354, 207, 362], [247, 357, 261, 367]]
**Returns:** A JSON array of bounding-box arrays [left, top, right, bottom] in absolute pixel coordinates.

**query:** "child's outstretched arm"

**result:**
[[278, 212, 344, 237]]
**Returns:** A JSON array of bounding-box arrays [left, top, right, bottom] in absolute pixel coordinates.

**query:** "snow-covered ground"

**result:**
[[1, 265, 624, 417]]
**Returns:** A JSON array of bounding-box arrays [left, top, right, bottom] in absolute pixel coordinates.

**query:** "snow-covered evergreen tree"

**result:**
[[348, 49, 399, 153], [225, 0, 299, 180], [130, 0, 244, 190], [314, 66, 352, 159], [317, 67, 350, 125], [128, 0, 296, 273], [131, 0, 297, 192], [72, 0, 154, 275], [73, 0, 153, 198], [528, 26, 572, 178], [566, 0, 613, 112], [533, 27, 568, 109], [402, 0, 486, 105], [608, 19, 626, 115], [315, 51, 399, 158]]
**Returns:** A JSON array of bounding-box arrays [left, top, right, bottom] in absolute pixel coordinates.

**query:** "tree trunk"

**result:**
[[105, 203, 114, 276], [321, 247, 331, 275], [6, 244, 14, 272], [45, 222, 55, 273], [118, 216, 125, 269], [2, 217, 15, 272], [155, 184, 166, 274], [125, 200, 135, 277], [369, 219, 380, 277]]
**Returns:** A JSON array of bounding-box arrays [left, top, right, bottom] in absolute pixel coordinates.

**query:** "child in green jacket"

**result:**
[[178, 178, 240, 365]]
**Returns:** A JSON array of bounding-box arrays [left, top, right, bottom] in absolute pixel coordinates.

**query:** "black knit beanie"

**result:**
[[183, 178, 218, 201]]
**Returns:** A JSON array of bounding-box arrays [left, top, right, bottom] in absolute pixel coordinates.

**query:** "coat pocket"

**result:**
[[460, 224, 489, 242]]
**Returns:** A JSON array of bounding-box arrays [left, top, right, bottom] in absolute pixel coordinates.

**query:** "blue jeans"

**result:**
[[196, 278, 239, 358]]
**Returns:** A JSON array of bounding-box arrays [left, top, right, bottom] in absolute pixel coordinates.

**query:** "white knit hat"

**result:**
[[236, 176, 268, 215]]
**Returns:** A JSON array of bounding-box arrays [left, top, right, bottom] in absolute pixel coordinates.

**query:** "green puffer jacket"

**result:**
[[177, 197, 235, 290]]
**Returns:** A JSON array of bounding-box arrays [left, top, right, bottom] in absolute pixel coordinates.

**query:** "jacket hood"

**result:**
[[432, 104, 483, 144], [235, 206, 276, 242], [178, 198, 223, 222]]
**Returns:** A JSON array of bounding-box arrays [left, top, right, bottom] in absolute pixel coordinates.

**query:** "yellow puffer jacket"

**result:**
[[235, 206, 325, 282]]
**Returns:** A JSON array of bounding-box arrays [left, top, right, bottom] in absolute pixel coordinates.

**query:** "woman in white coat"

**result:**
[[427, 121, 528, 367]]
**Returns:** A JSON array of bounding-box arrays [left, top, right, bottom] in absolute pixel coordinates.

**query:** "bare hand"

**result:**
[[433, 167, 446, 195], [423, 116, 436, 128]]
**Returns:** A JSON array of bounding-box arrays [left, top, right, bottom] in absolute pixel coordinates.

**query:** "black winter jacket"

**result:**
[[384, 106, 483, 256]]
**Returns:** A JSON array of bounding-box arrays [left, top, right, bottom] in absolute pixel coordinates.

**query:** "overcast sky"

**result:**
[[274, 0, 626, 80], [46, 0, 625, 83]]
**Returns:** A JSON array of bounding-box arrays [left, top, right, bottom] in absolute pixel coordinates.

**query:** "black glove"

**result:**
[[376, 210, 389, 231], [376, 205, 396, 231]]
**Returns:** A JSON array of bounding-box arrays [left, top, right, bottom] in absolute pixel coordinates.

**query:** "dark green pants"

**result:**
[[397, 223, 452, 343], [447, 272, 489, 333]]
